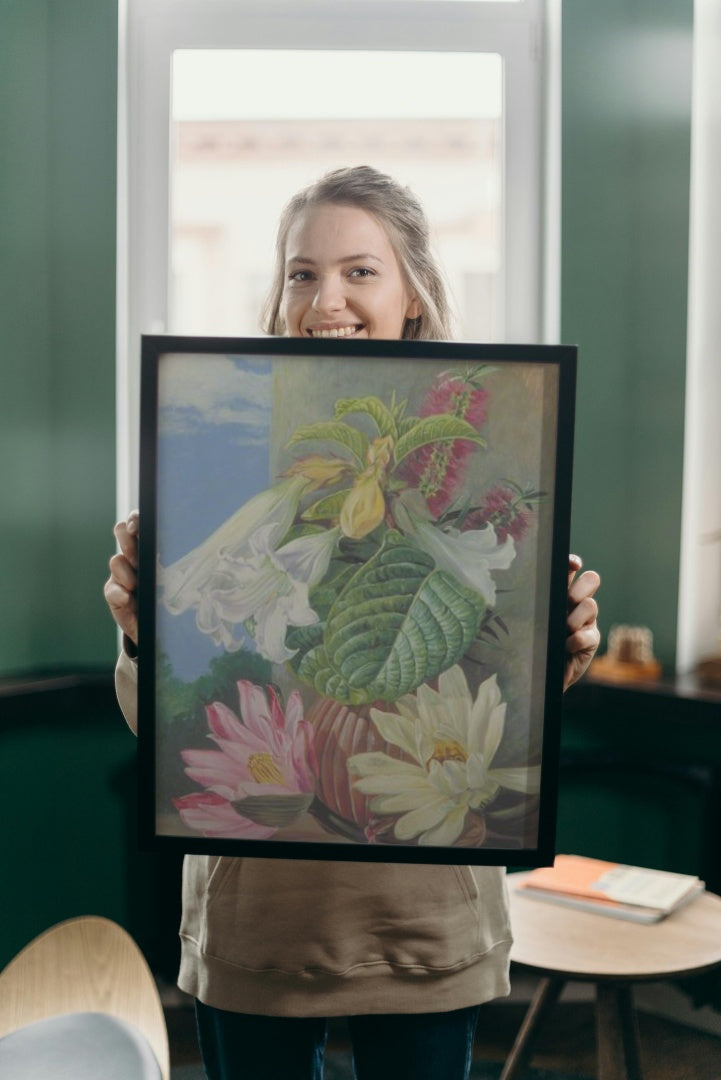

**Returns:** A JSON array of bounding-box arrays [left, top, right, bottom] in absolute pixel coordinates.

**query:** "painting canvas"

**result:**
[[138, 336, 576, 865]]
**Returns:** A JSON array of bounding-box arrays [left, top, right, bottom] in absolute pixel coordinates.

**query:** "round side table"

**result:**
[[502, 872, 721, 1080]]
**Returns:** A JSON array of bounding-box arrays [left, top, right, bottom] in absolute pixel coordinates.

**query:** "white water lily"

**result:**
[[195, 524, 339, 662], [348, 664, 540, 847], [408, 515, 515, 606]]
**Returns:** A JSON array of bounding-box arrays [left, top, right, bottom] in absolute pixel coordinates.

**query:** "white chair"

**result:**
[[0, 915, 170, 1079]]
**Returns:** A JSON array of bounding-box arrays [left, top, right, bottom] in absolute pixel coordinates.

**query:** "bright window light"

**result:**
[[170, 50, 504, 341]]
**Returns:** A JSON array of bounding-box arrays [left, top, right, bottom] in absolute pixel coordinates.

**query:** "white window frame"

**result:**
[[117, 0, 558, 512], [676, 0, 721, 674]]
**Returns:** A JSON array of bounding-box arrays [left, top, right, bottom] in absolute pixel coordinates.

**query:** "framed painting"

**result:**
[[137, 336, 576, 865]]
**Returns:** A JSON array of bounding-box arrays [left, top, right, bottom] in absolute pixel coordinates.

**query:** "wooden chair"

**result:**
[[0, 915, 169, 1079]]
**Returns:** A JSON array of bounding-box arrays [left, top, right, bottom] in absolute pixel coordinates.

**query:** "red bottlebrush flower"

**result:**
[[415, 440, 476, 518], [463, 484, 534, 544], [400, 373, 490, 516], [419, 377, 489, 429]]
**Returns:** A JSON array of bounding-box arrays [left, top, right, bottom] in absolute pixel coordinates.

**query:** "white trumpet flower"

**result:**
[[158, 475, 338, 662], [407, 514, 515, 606]]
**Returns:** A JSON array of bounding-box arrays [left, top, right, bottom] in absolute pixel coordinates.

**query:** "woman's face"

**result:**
[[280, 203, 421, 340]]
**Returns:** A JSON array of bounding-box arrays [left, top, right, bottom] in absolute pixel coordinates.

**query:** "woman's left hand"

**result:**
[[564, 554, 601, 691]]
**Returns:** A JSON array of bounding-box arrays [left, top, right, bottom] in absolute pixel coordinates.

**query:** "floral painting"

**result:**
[[139, 337, 575, 864]]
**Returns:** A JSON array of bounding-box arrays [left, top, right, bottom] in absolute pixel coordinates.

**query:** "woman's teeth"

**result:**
[[310, 325, 360, 338]]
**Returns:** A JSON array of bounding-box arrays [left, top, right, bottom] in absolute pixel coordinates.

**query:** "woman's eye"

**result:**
[[288, 270, 313, 283], [349, 267, 375, 279]]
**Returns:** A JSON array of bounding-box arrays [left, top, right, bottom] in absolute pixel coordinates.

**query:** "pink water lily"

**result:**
[[174, 679, 317, 838]]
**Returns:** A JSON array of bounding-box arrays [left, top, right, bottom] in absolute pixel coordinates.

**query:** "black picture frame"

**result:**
[[138, 335, 576, 865]]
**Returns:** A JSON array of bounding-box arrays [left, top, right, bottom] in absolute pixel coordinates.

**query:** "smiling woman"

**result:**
[[263, 168, 451, 342], [281, 205, 421, 340]]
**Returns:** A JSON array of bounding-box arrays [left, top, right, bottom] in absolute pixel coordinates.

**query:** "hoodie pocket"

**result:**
[[188, 857, 509, 976]]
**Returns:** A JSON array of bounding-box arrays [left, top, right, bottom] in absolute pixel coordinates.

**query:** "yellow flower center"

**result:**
[[247, 752, 285, 785], [426, 738, 468, 769]]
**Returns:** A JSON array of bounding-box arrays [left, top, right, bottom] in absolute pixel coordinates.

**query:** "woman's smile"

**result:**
[[306, 323, 364, 339]]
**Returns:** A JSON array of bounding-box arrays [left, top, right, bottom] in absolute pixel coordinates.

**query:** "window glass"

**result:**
[[170, 50, 503, 340]]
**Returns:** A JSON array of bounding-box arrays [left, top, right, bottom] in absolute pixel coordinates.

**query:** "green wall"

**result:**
[[0, 0, 118, 675], [0, 0, 129, 970], [562, 0, 693, 669]]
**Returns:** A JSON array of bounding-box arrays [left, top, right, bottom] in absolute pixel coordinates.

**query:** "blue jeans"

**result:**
[[195, 1000, 481, 1080]]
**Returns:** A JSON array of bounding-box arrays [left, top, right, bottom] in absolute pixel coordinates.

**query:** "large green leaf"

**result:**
[[290, 532, 485, 704], [286, 420, 368, 469], [393, 416, 486, 465], [397, 414, 422, 438], [334, 396, 398, 440]]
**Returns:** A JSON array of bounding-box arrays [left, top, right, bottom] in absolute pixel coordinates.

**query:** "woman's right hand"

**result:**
[[104, 510, 139, 646]]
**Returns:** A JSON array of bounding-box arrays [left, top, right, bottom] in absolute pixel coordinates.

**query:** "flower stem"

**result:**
[[308, 797, 366, 843]]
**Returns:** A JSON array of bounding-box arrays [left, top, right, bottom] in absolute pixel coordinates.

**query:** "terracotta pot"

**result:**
[[307, 697, 399, 830]]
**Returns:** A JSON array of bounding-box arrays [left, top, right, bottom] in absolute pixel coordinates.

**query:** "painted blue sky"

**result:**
[[155, 352, 273, 680]]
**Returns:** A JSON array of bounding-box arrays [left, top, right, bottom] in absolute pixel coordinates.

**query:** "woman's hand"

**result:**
[[103, 510, 139, 646], [564, 554, 601, 691]]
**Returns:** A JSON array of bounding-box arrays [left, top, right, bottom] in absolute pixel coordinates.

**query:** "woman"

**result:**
[[106, 166, 601, 1080]]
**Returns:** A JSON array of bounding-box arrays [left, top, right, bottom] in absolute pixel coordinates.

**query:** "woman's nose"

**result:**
[[312, 274, 345, 314]]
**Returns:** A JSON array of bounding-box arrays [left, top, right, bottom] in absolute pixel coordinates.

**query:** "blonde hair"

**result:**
[[261, 165, 454, 341]]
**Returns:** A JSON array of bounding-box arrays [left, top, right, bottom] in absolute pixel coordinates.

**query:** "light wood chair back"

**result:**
[[0, 915, 170, 1080]]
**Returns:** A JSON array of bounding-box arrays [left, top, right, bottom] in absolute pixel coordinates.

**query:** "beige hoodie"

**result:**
[[116, 650, 512, 1016]]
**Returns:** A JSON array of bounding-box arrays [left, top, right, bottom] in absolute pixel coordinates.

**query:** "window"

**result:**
[[118, 0, 557, 510], [169, 49, 503, 340]]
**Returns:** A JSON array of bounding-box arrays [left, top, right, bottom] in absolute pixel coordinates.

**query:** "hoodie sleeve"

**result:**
[[115, 642, 139, 736]]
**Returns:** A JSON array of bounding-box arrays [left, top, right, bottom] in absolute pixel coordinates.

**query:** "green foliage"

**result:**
[[155, 646, 273, 723], [155, 649, 197, 722], [334, 395, 399, 440], [285, 420, 368, 468], [288, 531, 485, 704], [393, 415, 486, 465]]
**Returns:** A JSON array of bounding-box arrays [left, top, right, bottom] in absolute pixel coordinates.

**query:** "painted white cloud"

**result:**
[[158, 354, 271, 436]]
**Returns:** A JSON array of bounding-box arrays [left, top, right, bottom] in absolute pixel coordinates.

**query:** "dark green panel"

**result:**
[[562, 0, 693, 668], [47, 0, 119, 667], [1, 682, 184, 977], [556, 769, 708, 877], [1, 687, 132, 966], [0, 0, 118, 674], [0, 2, 55, 668], [559, 682, 721, 890]]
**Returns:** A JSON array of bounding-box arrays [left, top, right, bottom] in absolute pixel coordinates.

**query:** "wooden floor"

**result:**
[[473, 999, 721, 1079], [166, 993, 721, 1079]]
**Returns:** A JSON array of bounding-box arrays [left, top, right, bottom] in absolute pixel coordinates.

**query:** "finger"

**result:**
[[567, 553, 583, 588], [568, 569, 601, 607], [566, 594, 599, 634], [113, 518, 139, 567], [566, 623, 601, 657], [108, 552, 137, 593], [103, 577, 132, 613], [103, 579, 139, 642]]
